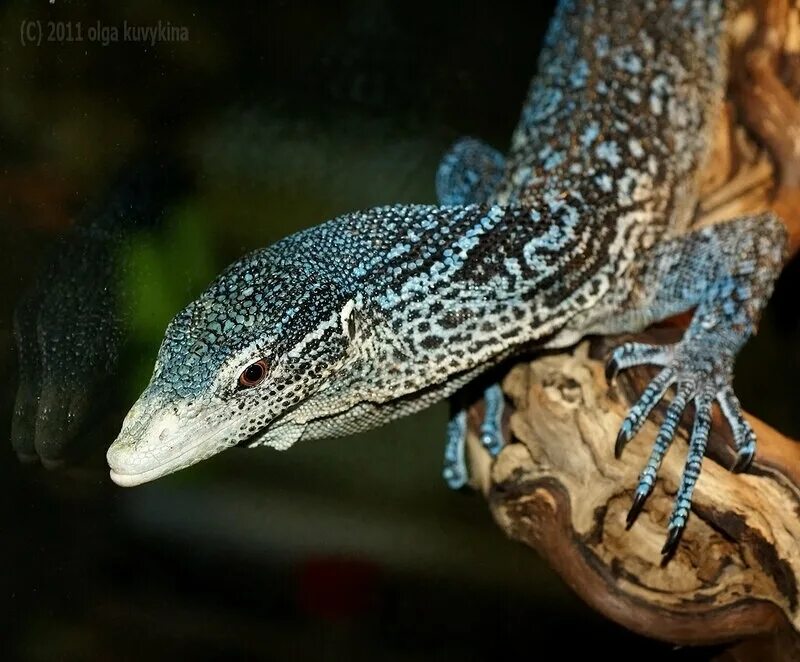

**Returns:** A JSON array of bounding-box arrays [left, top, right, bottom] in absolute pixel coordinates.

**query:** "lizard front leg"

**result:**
[[443, 382, 504, 489], [435, 137, 505, 206], [604, 214, 787, 555]]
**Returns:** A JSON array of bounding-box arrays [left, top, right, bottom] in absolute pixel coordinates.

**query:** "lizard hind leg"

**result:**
[[605, 214, 787, 555]]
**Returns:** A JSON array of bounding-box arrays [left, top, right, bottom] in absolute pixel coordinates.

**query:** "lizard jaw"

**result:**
[[107, 419, 306, 485], [107, 439, 223, 487], [109, 460, 179, 487], [106, 404, 241, 487]]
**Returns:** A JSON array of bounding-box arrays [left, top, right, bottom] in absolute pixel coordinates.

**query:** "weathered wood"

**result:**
[[469, 335, 800, 645], [467, 0, 800, 654]]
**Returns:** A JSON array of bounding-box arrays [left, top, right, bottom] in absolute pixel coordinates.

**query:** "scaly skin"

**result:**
[[107, 0, 787, 553]]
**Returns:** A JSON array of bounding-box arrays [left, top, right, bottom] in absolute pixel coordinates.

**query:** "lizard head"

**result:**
[[107, 247, 365, 486]]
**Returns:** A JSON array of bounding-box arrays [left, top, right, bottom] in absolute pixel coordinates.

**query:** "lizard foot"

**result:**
[[607, 340, 756, 555], [442, 383, 505, 489]]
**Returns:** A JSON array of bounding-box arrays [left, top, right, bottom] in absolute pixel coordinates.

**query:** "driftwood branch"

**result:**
[[467, 1, 800, 656]]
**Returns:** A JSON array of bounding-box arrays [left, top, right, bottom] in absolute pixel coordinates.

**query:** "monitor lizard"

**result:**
[[106, 0, 788, 556]]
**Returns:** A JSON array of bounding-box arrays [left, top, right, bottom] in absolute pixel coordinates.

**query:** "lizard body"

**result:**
[[108, 0, 787, 552]]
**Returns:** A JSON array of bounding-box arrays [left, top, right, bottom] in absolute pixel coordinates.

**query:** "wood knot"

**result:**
[[541, 373, 583, 408]]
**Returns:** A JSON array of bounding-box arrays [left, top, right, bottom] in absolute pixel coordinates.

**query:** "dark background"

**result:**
[[2, 1, 799, 660]]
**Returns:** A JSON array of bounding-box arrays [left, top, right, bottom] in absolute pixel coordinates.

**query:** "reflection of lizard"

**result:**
[[12, 160, 183, 466], [108, 0, 787, 555]]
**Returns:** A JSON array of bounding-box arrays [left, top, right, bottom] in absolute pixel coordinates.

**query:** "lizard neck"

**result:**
[[497, 0, 729, 235]]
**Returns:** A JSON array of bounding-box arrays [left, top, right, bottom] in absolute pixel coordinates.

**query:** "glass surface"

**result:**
[[3, 1, 799, 660]]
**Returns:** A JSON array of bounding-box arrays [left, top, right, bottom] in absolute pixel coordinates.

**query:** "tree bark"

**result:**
[[467, 1, 800, 657]]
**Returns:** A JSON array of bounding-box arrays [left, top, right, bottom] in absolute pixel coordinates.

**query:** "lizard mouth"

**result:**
[[107, 417, 301, 486], [106, 405, 246, 487], [107, 439, 223, 487], [109, 460, 179, 487]]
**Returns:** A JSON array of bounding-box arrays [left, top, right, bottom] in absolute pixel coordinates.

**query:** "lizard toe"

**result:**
[[626, 383, 693, 527], [479, 383, 505, 457], [443, 409, 469, 490], [662, 395, 714, 555], [607, 342, 673, 384], [614, 365, 675, 458], [717, 386, 757, 473]]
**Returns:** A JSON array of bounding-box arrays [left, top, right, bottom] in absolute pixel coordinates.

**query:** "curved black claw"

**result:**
[[717, 386, 757, 475], [605, 357, 619, 384], [731, 447, 755, 474], [661, 526, 684, 556], [614, 428, 628, 459], [626, 490, 648, 529]]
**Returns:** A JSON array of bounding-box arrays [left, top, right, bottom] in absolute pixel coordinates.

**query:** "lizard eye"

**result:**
[[238, 359, 269, 389]]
